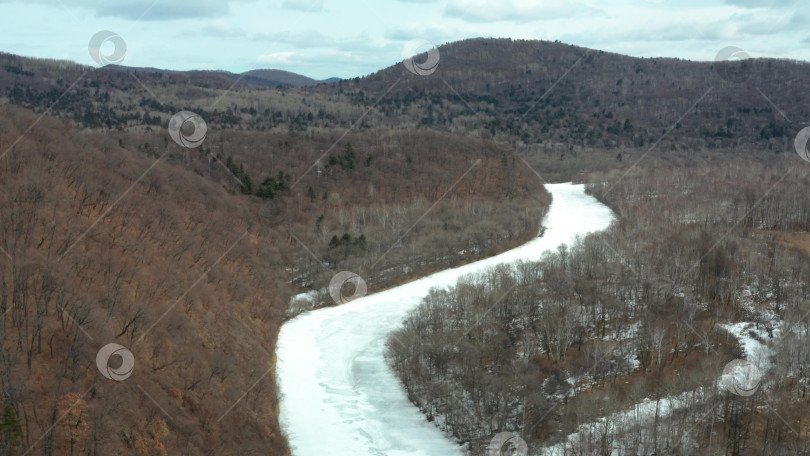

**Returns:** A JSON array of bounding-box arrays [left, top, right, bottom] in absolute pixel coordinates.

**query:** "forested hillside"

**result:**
[[331, 38, 808, 179], [0, 87, 546, 454], [2, 38, 808, 181], [388, 157, 810, 454], [1, 35, 809, 455]]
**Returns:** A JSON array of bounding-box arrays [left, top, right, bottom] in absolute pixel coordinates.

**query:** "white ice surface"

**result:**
[[276, 183, 615, 456]]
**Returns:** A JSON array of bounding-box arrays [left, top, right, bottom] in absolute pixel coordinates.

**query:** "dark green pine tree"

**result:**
[[328, 235, 341, 249], [238, 164, 254, 195], [257, 177, 276, 199], [0, 404, 22, 455], [225, 156, 238, 175]]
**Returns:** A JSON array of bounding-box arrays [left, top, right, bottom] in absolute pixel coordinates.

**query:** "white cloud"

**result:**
[[444, 0, 599, 23], [281, 0, 324, 12], [257, 51, 296, 64], [0, 0, 808, 79], [385, 23, 461, 44], [254, 30, 334, 48]]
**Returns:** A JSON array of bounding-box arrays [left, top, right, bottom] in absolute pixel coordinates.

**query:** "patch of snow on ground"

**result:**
[[718, 321, 778, 372], [542, 389, 708, 456]]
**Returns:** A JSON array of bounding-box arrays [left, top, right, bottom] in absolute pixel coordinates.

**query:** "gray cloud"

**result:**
[[723, 0, 797, 7], [201, 24, 247, 38], [96, 1, 229, 20], [281, 0, 324, 12], [0, 0, 244, 20], [444, 0, 600, 23]]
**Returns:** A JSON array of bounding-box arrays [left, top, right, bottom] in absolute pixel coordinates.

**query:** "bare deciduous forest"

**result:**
[[0, 34, 808, 456], [388, 157, 810, 455], [0, 95, 545, 454]]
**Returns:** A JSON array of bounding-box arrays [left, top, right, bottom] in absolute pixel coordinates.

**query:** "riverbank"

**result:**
[[277, 183, 614, 456]]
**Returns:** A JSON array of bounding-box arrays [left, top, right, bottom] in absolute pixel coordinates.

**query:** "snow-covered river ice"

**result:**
[[276, 183, 615, 456]]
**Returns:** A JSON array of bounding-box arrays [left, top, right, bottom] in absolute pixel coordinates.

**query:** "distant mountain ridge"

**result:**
[[0, 52, 338, 88], [109, 64, 340, 87], [237, 69, 339, 87], [1, 37, 808, 179]]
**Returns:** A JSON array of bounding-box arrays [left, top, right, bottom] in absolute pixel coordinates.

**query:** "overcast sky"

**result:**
[[0, 0, 807, 79]]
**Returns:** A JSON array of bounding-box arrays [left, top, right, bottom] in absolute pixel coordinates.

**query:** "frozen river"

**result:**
[[276, 183, 615, 456]]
